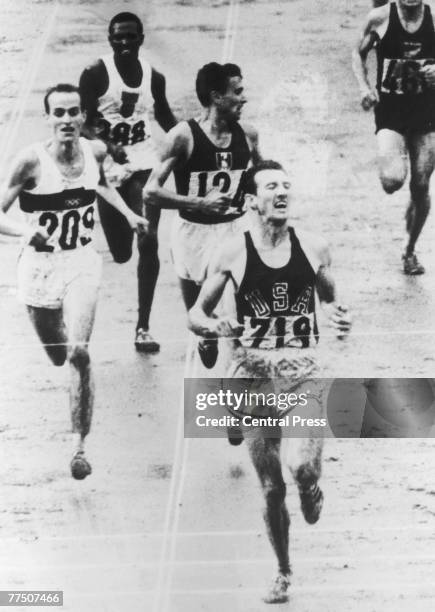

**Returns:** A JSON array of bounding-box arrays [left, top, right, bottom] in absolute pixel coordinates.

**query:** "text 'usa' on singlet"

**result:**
[[376, 2, 435, 96], [174, 119, 251, 224], [19, 138, 100, 252], [235, 229, 319, 350]]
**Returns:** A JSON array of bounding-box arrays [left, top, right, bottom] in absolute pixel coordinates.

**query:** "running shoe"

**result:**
[[135, 328, 160, 353], [402, 253, 425, 275], [70, 451, 92, 480], [198, 338, 218, 369], [298, 482, 323, 524], [263, 573, 291, 604]]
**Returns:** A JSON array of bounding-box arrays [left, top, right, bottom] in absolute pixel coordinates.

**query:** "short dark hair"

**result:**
[[109, 12, 143, 36], [195, 62, 242, 107], [44, 83, 81, 114], [243, 160, 285, 195]]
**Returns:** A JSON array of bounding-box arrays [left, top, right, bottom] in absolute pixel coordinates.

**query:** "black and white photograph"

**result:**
[[1, 0, 435, 610]]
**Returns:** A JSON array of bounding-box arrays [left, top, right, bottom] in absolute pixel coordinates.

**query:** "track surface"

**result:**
[[1, 1, 435, 610]]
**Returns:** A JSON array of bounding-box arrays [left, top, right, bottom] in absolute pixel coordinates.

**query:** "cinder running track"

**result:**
[[1, 1, 435, 611]]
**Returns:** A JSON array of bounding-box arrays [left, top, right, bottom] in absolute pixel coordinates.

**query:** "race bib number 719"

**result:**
[[239, 314, 317, 350]]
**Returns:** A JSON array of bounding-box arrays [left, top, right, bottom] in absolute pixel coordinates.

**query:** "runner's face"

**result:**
[[217, 76, 246, 121], [253, 169, 291, 224], [109, 21, 143, 59], [46, 92, 84, 143]]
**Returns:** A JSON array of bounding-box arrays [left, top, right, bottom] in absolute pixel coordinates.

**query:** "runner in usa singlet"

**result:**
[[18, 138, 100, 252], [174, 118, 252, 224], [235, 228, 319, 350]]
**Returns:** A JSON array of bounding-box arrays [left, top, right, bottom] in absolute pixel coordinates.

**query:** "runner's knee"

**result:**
[[112, 244, 133, 263], [113, 253, 131, 264], [294, 463, 318, 489], [68, 345, 90, 370], [379, 170, 405, 194], [138, 231, 158, 256], [263, 480, 286, 506], [410, 176, 431, 204], [48, 346, 67, 367]]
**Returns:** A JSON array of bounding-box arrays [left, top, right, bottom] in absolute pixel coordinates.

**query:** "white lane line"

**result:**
[[152, 336, 194, 612], [227, 0, 240, 62], [159, 425, 191, 612], [3, 326, 435, 351], [1, 522, 433, 544], [0, 1, 60, 173], [170, 582, 435, 595], [153, 4, 241, 609], [29, 581, 435, 601], [221, 0, 237, 63], [6, 552, 435, 571]]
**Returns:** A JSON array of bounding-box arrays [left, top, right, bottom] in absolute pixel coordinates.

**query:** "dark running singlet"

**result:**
[[235, 229, 319, 350], [174, 119, 251, 224], [376, 2, 435, 98]]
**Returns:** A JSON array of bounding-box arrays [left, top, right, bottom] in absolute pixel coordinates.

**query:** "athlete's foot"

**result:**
[[227, 425, 244, 446], [263, 573, 291, 604], [299, 482, 323, 524], [70, 451, 92, 480], [198, 338, 218, 369], [402, 252, 425, 275], [135, 328, 160, 353]]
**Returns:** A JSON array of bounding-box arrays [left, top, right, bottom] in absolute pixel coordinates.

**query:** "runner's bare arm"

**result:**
[[79, 62, 104, 139], [143, 121, 233, 214], [151, 69, 177, 132], [242, 123, 262, 165], [79, 61, 128, 163], [189, 272, 243, 338], [352, 9, 387, 110], [0, 151, 48, 247], [92, 142, 148, 231], [189, 239, 245, 338], [315, 242, 352, 338]]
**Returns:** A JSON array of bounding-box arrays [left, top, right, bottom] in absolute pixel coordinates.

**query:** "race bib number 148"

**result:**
[[381, 58, 433, 95]]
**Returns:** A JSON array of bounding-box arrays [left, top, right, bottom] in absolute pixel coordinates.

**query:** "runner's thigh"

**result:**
[[63, 249, 102, 344], [377, 128, 408, 188]]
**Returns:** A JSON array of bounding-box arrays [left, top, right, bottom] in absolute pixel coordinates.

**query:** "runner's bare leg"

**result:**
[[406, 131, 435, 256], [63, 279, 99, 452], [246, 433, 291, 576], [377, 128, 407, 194]]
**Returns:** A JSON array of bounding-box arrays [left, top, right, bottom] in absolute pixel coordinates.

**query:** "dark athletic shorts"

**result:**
[[375, 93, 435, 134]]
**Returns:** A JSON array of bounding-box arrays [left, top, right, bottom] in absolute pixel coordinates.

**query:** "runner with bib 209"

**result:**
[[0, 84, 147, 480]]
